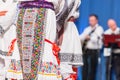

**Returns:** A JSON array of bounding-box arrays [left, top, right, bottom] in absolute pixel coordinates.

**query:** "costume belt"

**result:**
[[0, 11, 7, 16], [45, 39, 60, 65], [19, 1, 54, 10], [0, 39, 16, 56], [67, 18, 75, 22], [64, 74, 77, 80]]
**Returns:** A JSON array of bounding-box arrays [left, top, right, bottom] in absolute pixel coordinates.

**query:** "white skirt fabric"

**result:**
[[5, 25, 23, 79], [59, 21, 83, 74], [37, 9, 62, 80], [0, 24, 23, 79]]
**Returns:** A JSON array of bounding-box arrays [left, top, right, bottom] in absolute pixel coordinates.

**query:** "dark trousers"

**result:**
[[106, 56, 111, 80], [82, 49, 99, 80], [106, 54, 120, 80]]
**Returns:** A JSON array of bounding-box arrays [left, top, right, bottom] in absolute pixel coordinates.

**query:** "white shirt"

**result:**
[[80, 24, 104, 49], [104, 27, 120, 56], [104, 27, 120, 35]]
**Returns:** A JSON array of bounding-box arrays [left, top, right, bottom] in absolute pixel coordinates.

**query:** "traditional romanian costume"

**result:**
[[57, 0, 83, 80], [12, 0, 62, 80]]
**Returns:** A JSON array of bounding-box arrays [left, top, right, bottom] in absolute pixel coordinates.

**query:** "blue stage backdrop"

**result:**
[[76, 0, 120, 80]]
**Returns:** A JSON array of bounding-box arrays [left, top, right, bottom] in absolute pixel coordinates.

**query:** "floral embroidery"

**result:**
[[39, 62, 61, 76], [8, 60, 22, 72], [16, 8, 46, 80]]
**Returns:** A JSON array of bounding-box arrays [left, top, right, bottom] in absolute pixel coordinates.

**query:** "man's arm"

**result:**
[[80, 27, 90, 41]]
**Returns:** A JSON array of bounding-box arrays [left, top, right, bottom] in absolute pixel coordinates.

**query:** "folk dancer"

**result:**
[[56, 0, 83, 80], [16, 0, 62, 80]]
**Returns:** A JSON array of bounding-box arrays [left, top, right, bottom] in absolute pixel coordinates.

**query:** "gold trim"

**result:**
[[38, 72, 62, 78], [7, 70, 62, 78], [7, 70, 22, 74]]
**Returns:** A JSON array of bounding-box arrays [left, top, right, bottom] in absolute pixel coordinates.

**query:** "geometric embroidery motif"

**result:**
[[59, 53, 83, 63], [9, 60, 22, 72], [17, 8, 46, 80], [39, 62, 61, 76], [22, 9, 36, 73]]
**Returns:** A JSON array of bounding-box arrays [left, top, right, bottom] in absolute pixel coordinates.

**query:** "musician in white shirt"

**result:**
[[104, 19, 120, 80], [80, 14, 104, 80]]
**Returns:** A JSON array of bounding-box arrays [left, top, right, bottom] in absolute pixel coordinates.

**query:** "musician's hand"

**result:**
[[85, 35, 90, 40]]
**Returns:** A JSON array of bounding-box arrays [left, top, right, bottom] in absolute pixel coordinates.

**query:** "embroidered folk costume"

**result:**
[[16, 0, 62, 80], [57, 0, 83, 80]]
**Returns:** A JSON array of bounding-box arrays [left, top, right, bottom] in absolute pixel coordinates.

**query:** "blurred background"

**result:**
[[76, 0, 120, 80]]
